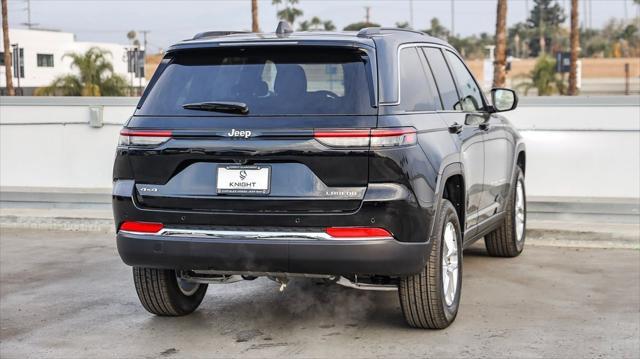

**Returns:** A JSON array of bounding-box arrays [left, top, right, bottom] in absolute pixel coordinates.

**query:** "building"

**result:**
[[0, 28, 145, 95]]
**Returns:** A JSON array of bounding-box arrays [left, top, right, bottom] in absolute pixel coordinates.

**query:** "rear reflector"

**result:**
[[119, 221, 164, 233], [314, 127, 416, 148], [326, 227, 392, 238], [119, 129, 172, 146]]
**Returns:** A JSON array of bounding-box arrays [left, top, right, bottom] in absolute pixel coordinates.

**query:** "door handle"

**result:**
[[448, 122, 463, 134]]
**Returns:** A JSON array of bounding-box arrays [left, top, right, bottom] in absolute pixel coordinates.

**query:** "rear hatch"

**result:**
[[123, 45, 377, 213]]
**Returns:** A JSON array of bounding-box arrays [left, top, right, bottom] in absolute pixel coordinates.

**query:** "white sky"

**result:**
[[6, 0, 639, 53]]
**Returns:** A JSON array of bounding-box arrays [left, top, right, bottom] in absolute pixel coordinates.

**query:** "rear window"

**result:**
[[137, 47, 375, 116]]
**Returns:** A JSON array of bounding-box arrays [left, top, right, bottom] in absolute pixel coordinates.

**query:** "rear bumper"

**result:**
[[117, 230, 429, 276]]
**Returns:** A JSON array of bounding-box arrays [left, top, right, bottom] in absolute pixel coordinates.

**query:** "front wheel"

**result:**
[[484, 167, 526, 257], [132, 267, 208, 316], [398, 199, 463, 329]]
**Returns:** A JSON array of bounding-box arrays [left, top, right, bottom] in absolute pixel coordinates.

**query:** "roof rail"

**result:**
[[192, 31, 250, 40], [357, 27, 426, 38]]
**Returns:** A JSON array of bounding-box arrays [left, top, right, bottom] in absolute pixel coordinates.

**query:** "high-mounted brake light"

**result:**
[[314, 127, 416, 148], [119, 221, 164, 233], [119, 129, 172, 146], [325, 227, 392, 238]]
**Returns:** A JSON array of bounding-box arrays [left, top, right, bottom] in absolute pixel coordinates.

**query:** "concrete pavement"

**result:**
[[1, 228, 639, 358]]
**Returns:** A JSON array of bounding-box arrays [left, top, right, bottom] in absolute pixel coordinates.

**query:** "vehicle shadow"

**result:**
[[143, 278, 409, 333], [139, 244, 493, 334]]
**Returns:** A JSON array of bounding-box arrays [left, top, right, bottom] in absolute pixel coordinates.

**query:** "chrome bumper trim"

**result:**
[[119, 228, 393, 241]]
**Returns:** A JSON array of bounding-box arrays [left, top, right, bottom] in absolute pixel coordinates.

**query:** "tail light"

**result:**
[[119, 221, 164, 233], [314, 127, 416, 148], [326, 227, 392, 238], [119, 129, 172, 146]]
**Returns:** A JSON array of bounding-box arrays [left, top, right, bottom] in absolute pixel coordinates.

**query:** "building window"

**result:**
[[37, 54, 54, 67], [0, 52, 5, 66]]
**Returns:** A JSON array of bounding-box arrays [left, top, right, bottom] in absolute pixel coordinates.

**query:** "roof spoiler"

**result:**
[[192, 31, 251, 40], [357, 27, 425, 38]]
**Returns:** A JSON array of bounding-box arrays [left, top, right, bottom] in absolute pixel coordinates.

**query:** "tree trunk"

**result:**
[[568, 0, 579, 96], [1, 0, 15, 96], [493, 0, 508, 88], [251, 0, 259, 33]]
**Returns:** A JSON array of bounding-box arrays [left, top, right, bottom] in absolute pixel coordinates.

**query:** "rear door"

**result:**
[[422, 47, 485, 235], [123, 45, 377, 214], [441, 49, 495, 226]]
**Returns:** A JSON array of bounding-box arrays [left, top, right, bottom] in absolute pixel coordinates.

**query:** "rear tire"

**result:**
[[484, 167, 526, 257], [398, 199, 462, 329], [132, 267, 208, 316]]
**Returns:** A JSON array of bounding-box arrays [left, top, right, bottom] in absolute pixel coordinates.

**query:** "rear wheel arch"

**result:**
[[516, 150, 526, 174], [442, 174, 465, 233], [434, 163, 466, 237]]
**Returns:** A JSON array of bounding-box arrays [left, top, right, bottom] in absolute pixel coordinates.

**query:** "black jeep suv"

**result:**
[[113, 23, 526, 329]]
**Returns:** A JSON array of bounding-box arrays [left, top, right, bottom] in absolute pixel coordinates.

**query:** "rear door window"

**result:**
[[398, 47, 441, 112], [137, 47, 375, 116], [422, 47, 460, 111]]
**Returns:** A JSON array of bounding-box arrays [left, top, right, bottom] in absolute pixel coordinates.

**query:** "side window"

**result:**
[[444, 50, 484, 112], [422, 47, 460, 111], [399, 47, 440, 112]]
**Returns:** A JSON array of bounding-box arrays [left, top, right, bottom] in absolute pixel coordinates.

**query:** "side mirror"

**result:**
[[490, 88, 518, 112]]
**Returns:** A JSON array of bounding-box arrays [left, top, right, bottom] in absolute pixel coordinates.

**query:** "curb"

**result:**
[[0, 215, 114, 233], [2, 215, 638, 250]]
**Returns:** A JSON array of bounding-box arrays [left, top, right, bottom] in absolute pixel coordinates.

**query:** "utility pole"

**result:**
[[365, 6, 370, 24], [1, 0, 15, 95], [588, 0, 593, 28], [409, 0, 414, 29], [583, 0, 588, 29], [139, 30, 150, 51], [21, 0, 37, 29], [624, 0, 628, 21], [450, 0, 455, 37]]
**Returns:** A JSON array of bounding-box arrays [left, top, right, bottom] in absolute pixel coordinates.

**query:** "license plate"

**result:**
[[217, 165, 271, 195]]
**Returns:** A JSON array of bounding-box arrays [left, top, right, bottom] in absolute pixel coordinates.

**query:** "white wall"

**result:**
[[0, 96, 638, 200], [507, 98, 640, 199], [0, 28, 143, 89]]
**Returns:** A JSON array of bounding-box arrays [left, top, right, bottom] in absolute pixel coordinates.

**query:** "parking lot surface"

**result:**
[[1, 228, 639, 358]]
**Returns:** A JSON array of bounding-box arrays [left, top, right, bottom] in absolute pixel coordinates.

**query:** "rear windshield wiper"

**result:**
[[182, 101, 249, 114]]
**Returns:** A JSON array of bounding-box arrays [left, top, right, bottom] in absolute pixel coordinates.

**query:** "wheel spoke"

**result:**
[[441, 221, 458, 307]]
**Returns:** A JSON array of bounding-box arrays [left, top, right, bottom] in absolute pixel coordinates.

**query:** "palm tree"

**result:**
[[251, 0, 259, 32], [568, 0, 579, 95], [323, 20, 336, 31], [310, 16, 322, 30], [272, 0, 303, 24], [493, 0, 508, 88], [1, 0, 15, 96], [298, 20, 310, 31], [36, 47, 128, 96], [516, 55, 566, 96], [298, 17, 336, 31]]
